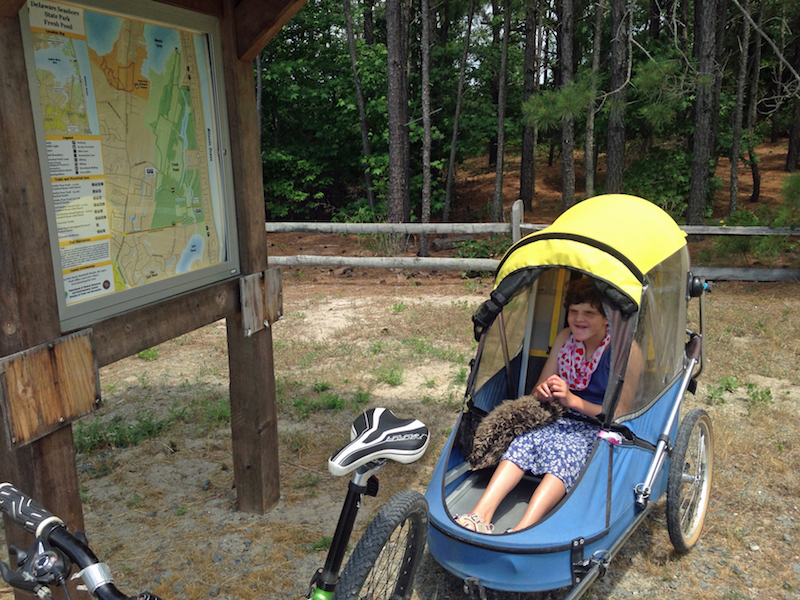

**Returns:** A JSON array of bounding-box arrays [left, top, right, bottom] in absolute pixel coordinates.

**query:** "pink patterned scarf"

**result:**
[[556, 328, 611, 390]]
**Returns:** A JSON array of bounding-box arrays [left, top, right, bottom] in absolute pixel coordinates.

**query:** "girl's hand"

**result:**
[[536, 375, 567, 403], [543, 375, 583, 412]]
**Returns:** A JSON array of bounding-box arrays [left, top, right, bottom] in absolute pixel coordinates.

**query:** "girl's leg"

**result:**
[[510, 473, 566, 531], [469, 459, 526, 524]]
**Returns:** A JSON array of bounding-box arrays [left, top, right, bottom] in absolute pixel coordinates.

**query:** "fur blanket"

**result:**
[[467, 395, 565, 470]]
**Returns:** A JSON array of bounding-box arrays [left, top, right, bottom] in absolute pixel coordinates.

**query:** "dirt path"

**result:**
[[2, 141, 799, 599]]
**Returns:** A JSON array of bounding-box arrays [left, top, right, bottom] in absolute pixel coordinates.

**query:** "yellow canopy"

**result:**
[[495, 194, 687, 306]]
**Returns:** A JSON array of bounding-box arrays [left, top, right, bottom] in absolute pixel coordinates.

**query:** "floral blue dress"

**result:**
[[501, 349, 610, 492]]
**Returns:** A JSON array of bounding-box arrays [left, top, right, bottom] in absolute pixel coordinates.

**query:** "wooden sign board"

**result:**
[[0, 330, 99, 447], [240, 266, 283, 337]]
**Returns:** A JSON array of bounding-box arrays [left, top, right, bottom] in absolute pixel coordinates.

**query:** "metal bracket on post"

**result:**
[[0, 329, 100, 447], [571, 536, 587, 585], [511, 199, 524, 243], [240, 266, 283, 337]]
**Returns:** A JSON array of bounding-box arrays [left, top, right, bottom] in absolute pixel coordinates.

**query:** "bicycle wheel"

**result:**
[[333, 489, 428, 600], [666, 408, 714, 553]]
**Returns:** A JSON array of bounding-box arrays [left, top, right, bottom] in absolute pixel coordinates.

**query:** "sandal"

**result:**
[[455, 513, 494, 534]]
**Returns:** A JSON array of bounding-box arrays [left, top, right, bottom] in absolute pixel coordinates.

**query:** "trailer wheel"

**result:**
[[666, 408, 714, 553], [333, 489, 428, 600]]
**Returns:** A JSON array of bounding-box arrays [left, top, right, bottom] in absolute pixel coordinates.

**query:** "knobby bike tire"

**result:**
[[333, 489, 428, 600], [666, 408, 714, 553]]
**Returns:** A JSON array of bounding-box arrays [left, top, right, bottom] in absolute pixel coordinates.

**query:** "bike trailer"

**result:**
[[424, 194, 713, 595]]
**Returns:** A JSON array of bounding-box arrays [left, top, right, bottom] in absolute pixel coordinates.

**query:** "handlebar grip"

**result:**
[[686, 335, 702, 361], [0, 483, 63, 537]]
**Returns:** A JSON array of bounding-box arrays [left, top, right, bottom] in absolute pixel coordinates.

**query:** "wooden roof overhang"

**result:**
[[0, 0, 306, 60]]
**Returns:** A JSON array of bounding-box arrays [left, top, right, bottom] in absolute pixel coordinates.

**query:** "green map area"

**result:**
[[85, 17, 221, 288], [33, 34, 93, 135]]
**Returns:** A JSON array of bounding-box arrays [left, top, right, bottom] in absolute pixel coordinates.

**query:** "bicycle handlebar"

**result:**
[[0, 483, 163, 600], [0, 482, 63, 537]]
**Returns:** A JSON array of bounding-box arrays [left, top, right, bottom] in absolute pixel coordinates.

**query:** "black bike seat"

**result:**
[[328, 408, 429, 477]]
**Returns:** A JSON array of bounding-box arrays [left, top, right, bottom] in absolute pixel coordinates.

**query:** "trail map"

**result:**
[[26, 0, 225, 306]]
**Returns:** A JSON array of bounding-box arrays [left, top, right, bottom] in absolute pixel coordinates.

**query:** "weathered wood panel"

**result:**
[[91, 280, 239, 367], [157, 0, 222, 17], [0, 331, 99, 446], [269, 254, 501, 271], [693, 267, 800, 282], [0, 18, 60, 354], [0, 0, 24, 19], [221, 0, 280, 514], [226, 313, 280, 513], [240, 267, 283, 337], [222, 1, 269, 276], [0, 15, 85, 598], [235, 0, 306, 61]]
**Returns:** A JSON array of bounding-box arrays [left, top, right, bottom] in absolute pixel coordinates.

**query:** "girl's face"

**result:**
[[567, 302, 608, 345]]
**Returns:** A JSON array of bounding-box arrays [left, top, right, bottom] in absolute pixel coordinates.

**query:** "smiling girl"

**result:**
[[456, 278, 639, 534]]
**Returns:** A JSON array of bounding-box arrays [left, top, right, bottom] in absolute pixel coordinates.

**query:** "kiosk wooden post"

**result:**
[[0, 0, 304, 596]]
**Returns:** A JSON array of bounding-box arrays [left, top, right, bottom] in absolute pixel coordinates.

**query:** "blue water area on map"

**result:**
[[177, 233, 205, 273], [84, 11, 122, 56], [141, 24, 180, 76]]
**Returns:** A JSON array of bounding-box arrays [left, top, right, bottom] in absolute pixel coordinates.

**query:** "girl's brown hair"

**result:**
[[564, 277, 605, 313]]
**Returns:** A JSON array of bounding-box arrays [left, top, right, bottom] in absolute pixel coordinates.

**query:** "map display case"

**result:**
[[19, 0, 240, 330]]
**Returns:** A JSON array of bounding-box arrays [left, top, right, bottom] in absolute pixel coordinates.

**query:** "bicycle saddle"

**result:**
[[328, 408, 429, 477]]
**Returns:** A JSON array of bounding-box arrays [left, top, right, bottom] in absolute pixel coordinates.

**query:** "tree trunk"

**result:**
[[605, 0, 627, 193], [687, 0, 717, 225], [560, 0, 575, 210], [649, 0, 660, 40], [386, 0, 405, 224], [747, 2, 763, 203], [789, 95, 800, 171], [443, 0, 475, 223], [679, 0, 689, 56], [771, 9, 786, 143], [492, 0, 511, 222], [401, 0, 412, 223], [419, 0, 432, 256], [709, 0, 727, 169], [729, 0, 750, 214], [488, 0, 501, 169], [585, 0, 605, 199], [788, 31, 800, 171], [343, 0, 376, 210], [364, 0, 375, 45], [519, 0, 538, 212], [748, 145, 761, 202]]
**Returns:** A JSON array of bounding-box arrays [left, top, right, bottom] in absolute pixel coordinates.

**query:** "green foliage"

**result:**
[[455, 235, 512, 260], [138, 348, 159, 361], [452, 366, 468, 387], [376, 363, 404, 386], [392, 301, 408, 313], [522, 80, 591, 130], [624, 147, 692, 218], [744, 383, 772, 410], [310, 536, 333, 551], [706, 376, 739, 405], [74, 411, 168, 454], [294, 473, 321, 489], [288, 384, 369, 419], [709, 185, 800, 264]]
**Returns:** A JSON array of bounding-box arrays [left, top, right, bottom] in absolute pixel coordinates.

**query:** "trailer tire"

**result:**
[[333, 489, 428, 600], [666, 408, 714, 553]]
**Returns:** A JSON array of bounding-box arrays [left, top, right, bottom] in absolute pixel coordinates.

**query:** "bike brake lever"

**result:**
[[0, 558, 48, 595]]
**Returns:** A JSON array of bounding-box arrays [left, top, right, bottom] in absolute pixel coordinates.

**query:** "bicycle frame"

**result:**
[[307, 461, 384, 599]]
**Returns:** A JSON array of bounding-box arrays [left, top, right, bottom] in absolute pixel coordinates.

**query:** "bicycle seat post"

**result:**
[[310, 462, 382, 598]]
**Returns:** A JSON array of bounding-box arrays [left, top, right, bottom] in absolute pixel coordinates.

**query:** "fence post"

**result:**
[[511, 199, 523, 243]]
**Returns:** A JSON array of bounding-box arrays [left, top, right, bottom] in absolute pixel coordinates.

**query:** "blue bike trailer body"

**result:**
[[425, 195, 704, 593]]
